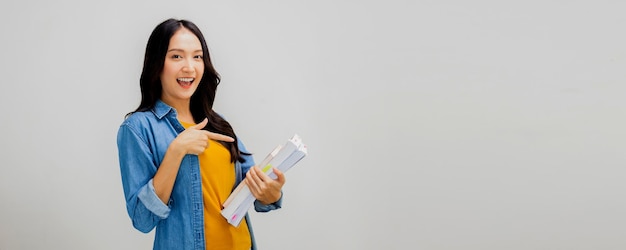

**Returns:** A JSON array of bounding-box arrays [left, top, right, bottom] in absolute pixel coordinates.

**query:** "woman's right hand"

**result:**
[[171, 118, 234, 155]]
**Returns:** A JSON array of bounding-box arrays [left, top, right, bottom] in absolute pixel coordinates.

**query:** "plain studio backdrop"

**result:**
[[0, 1, 625, 249]]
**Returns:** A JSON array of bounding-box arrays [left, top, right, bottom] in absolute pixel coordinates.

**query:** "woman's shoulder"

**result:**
[[120, 110, 157, 128], [117, 110, 166, 142]]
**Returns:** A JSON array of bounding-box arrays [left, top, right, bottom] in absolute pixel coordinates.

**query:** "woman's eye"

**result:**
[[194, 55, 203, 59], [171, 55, 182, 59]]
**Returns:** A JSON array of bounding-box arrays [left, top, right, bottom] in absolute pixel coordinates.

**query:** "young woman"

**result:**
[[117, 18, 285, 250]]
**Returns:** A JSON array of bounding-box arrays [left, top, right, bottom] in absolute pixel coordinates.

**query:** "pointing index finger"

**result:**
[[205, 131, 234, 142]]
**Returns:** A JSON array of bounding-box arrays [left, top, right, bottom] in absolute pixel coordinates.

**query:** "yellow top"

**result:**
[[180, 121, 251, 250]]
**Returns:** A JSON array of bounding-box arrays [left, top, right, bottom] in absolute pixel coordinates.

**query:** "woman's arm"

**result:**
[[118, 123, 171, 233], [118, 118, 233, 232]]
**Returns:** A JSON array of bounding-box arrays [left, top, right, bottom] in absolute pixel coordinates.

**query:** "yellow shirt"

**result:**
[[180, 121, 251, 250]]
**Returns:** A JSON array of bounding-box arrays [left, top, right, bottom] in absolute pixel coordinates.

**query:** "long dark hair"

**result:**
[[130, 18, 247, 163]]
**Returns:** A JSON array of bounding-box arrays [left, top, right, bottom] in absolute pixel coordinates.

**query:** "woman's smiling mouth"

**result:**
[[177, 77, 195, 88]]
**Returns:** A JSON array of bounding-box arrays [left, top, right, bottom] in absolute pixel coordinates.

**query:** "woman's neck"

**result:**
[[162, 98, 195, 124], [176, 110, 195, 124]]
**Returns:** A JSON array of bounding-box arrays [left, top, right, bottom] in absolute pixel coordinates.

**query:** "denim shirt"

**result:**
[[117, 100, 281, 250]]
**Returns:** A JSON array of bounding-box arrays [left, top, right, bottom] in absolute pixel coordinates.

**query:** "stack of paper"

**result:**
[[221, 134, 308, 226]]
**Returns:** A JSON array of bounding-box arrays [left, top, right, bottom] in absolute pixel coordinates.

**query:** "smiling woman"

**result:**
[[116, 18, 286, 250]]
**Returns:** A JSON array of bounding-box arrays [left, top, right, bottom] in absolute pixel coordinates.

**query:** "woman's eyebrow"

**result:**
[[167, 48, 203, 53]]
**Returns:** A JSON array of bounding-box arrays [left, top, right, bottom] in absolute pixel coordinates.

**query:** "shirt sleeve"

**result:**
[[253, 192, 283, 212], [117, 123, 171, 233]]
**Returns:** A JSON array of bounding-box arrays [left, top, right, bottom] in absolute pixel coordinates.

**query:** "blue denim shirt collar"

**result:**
[[152, 100, 176, 120]]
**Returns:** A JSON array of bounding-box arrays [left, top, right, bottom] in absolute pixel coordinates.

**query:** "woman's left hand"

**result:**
[[244, 166, 285, 205]]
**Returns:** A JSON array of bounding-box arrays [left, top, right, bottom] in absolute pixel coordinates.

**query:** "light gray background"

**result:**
[[1, 1, 625, 249]]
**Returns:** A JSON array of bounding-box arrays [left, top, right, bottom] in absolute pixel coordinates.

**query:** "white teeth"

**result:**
[[177, 77, 194, 82]]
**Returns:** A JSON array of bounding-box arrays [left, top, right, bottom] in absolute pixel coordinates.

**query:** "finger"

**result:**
[[192, 140, 209, 153], [189, 118, 208, 130], [245, 171, 261, 194], [205, 131, 234, 142], [254, 166, 274, 182], [273, 168, 286, 185], [248, 166, 265, 183]]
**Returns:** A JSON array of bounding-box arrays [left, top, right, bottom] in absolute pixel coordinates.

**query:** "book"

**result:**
[[221, 134, 308, 226]]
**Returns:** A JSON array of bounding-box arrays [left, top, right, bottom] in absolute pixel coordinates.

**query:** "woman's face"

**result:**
[[160, 28, 205, 106]]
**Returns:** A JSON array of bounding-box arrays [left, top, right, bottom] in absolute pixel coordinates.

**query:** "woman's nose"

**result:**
[[182, 59, 195, 73]]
